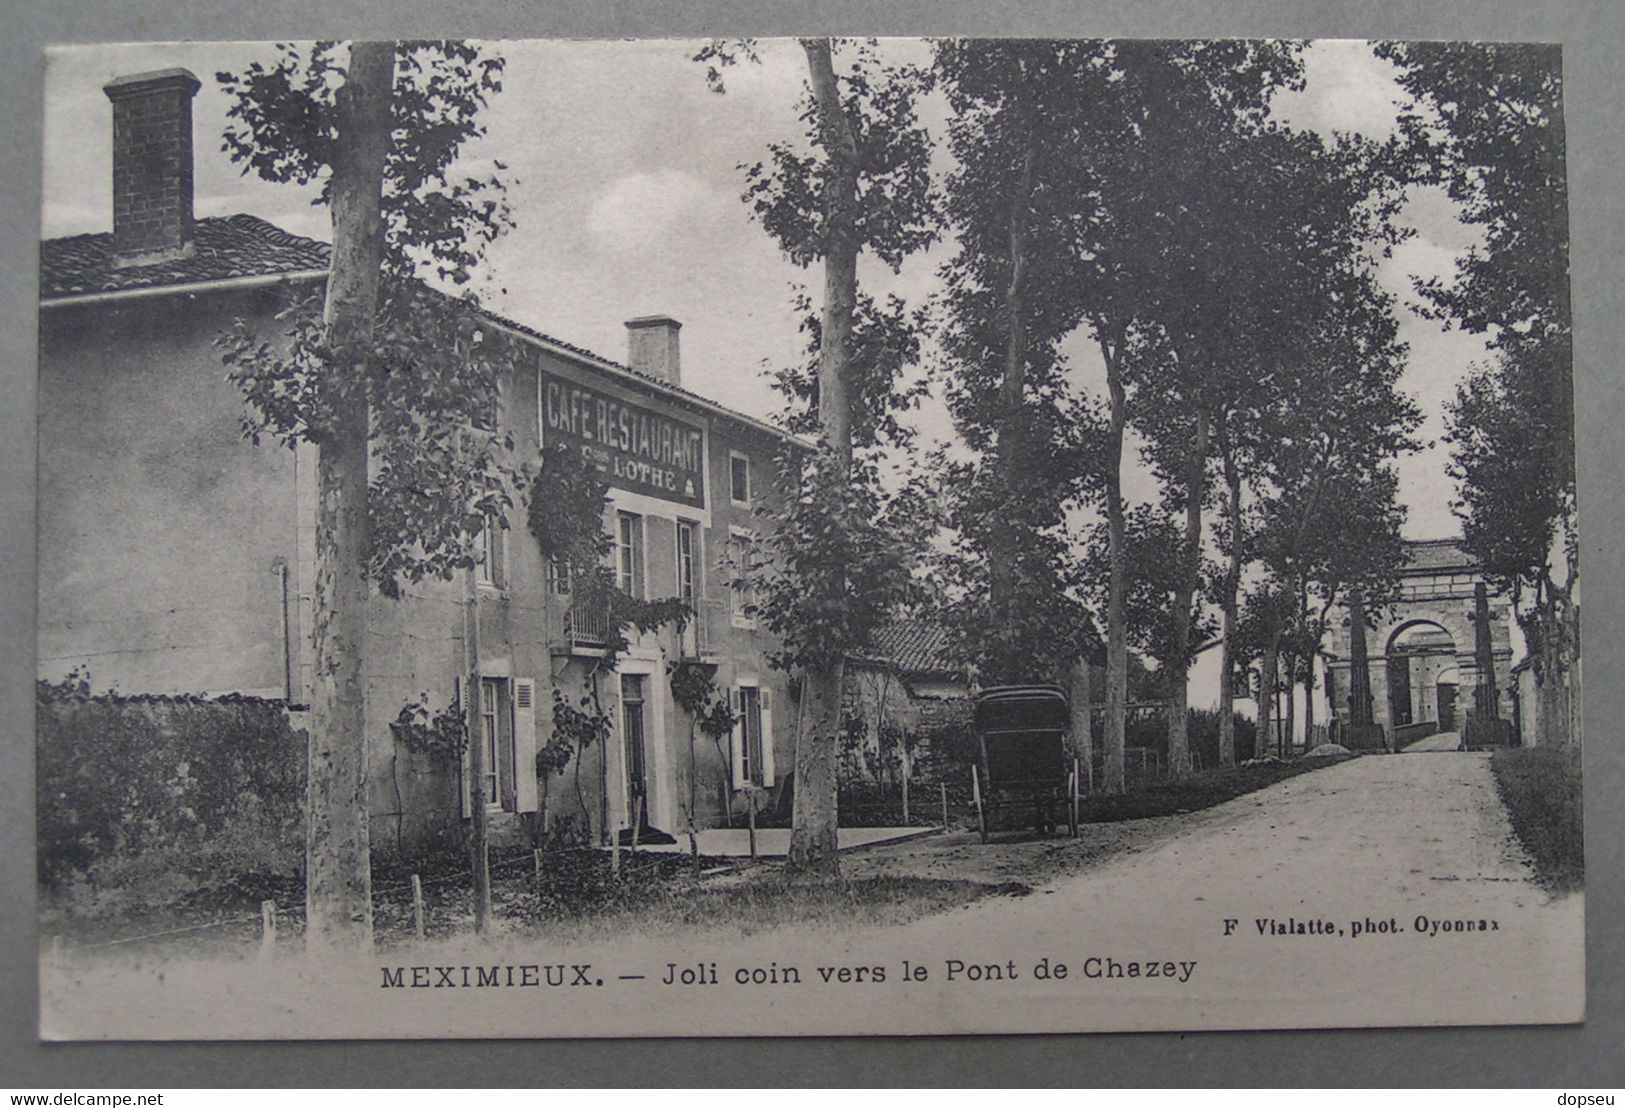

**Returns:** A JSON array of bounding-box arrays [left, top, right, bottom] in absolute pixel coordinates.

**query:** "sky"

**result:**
[[41, 38, 1496, 539]]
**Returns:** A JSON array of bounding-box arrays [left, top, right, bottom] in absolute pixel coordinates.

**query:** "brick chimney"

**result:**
[[103, 68, 201, 267], [625, 316, 682, 385]]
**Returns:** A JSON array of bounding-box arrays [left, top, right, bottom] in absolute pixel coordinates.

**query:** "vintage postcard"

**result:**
[[35, 37, 1584, 1039]]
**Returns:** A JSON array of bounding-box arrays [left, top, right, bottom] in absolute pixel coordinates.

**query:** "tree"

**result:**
[[1082, 505, 1217, 683], [932, 41, 1107, 690], [700, 39, 938, 876], [1075, 41, 1305, 788], [1378, 43, 1578, 746], [1243, 239, 1419, 756], [1125, 111, 1411, 773], [217, 41, 515, 950], [1111, 105, 1308, 781]]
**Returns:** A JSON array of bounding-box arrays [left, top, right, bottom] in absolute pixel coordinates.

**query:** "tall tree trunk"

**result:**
[[305, 40, 394, 956], [787, 38, 858, 878], [1472, 580, 1500, 731], [1533, 588, 1573, 748], [1068, 657, 1094, 794], [1283, 657, 1297, 757], [1304, 658, 1316, 748], [1166, 405, 1209, 780], [1348, 591, 1374, 729], [1258, 628, 1282, 762], [1100, 332, 1129, 794], [1217, 422, 1243, 768], [988, 139, 1037, 681], [1560, 579, 1581, 748]]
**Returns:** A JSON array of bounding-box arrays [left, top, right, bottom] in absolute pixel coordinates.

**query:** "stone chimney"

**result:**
[[625, 316, 682, 385], [103, 68, 202, 267]]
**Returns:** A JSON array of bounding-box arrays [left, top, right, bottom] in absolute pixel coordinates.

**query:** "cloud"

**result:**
[[1279, 40, 1405, 139], [586, 168, 717, 252]]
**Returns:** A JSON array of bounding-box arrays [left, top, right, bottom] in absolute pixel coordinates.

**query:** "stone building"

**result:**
[[1322, 538, 1516, 742], [38, 67, 799, 850]]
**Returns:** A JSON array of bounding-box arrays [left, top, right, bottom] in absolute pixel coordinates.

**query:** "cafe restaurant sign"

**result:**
[[540, 370, 707, 509]]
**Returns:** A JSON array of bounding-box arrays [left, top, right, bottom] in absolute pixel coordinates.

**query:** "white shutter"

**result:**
[[456, 676, 471, 819], [759, 687, 775, 787], [731, 687, 747, 789], [514, 678, 539, 813]]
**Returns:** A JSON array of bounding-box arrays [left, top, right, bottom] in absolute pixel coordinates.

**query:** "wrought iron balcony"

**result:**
[[550, 593, 725, 658], [553, 594, 612, 654]]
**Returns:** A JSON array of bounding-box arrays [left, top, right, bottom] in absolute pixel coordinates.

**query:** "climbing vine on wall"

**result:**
[[388, 694, 468, 769]]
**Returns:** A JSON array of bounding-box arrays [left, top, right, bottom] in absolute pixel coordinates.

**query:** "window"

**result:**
[[740, 685, 764, 786], [476, 516, 506, 588], [616, 511, 645, 598], [729, 451, 751, 506], [477, 677, 511, 811], [725, 530, 757, 627], [676, 520, 698, 604], [546, 557, 571, 595], [731, 682, 774, 789]]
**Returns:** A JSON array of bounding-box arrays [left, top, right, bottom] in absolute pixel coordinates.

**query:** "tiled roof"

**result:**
[[1401, 538, 1477, 574], [40, 213, 799, 443], [858, 620, 964, 679], [39, 215, 330, 298]]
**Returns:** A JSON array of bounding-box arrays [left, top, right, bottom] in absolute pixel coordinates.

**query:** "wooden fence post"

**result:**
[[259, 900, 277, 962], [940, 782, 949, 830], [1071, 758, 1081, 838], [533, 849, 544, 884], [411, 875, 426, 941], [972, 766, 987, 844], [747, 793, 757, 860]]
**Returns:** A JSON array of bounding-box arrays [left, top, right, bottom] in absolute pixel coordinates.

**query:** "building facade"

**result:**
[[1322, 538, 1517, 741], [39, 67, 797, 851]]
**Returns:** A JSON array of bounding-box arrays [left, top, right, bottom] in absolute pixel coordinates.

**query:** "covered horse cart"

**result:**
[[970, 684, 1082, 842]]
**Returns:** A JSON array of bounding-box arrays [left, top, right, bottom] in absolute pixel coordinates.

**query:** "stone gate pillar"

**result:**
[[1473, 581, 1499, 722]]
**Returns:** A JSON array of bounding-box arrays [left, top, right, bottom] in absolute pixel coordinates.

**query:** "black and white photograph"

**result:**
[[33, 36, 1584, 1039]]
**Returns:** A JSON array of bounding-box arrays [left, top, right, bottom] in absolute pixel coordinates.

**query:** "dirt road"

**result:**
[[1406, 729, 1467, 752], [834, 742, 1584, 1032], [42, 748, 1584, 1038]]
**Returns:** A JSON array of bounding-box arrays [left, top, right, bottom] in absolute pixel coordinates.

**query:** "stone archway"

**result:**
[[1324, 539, 1516, 742], [1383, 620, 1458, 732]]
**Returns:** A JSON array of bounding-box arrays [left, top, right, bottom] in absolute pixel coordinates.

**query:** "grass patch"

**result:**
[[506, 869, 1027, 940], [1491, 743, 1584, 894], [1073, 754, 1355, 823]]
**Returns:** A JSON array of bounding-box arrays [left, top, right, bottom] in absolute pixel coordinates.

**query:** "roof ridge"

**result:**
[[42, 210, 799, 444], [218, 212, 331, 250]]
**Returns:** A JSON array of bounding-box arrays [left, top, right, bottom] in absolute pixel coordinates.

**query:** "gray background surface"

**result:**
[[3, 0, 1622, 1087]]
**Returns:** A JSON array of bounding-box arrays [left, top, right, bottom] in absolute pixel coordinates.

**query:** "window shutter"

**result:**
[[731, 687, 747, 789], [514, 678, 539, 814], [455, 675, 471, 819], [633, 517, 646, 598], [759, 687, 775, 787]]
